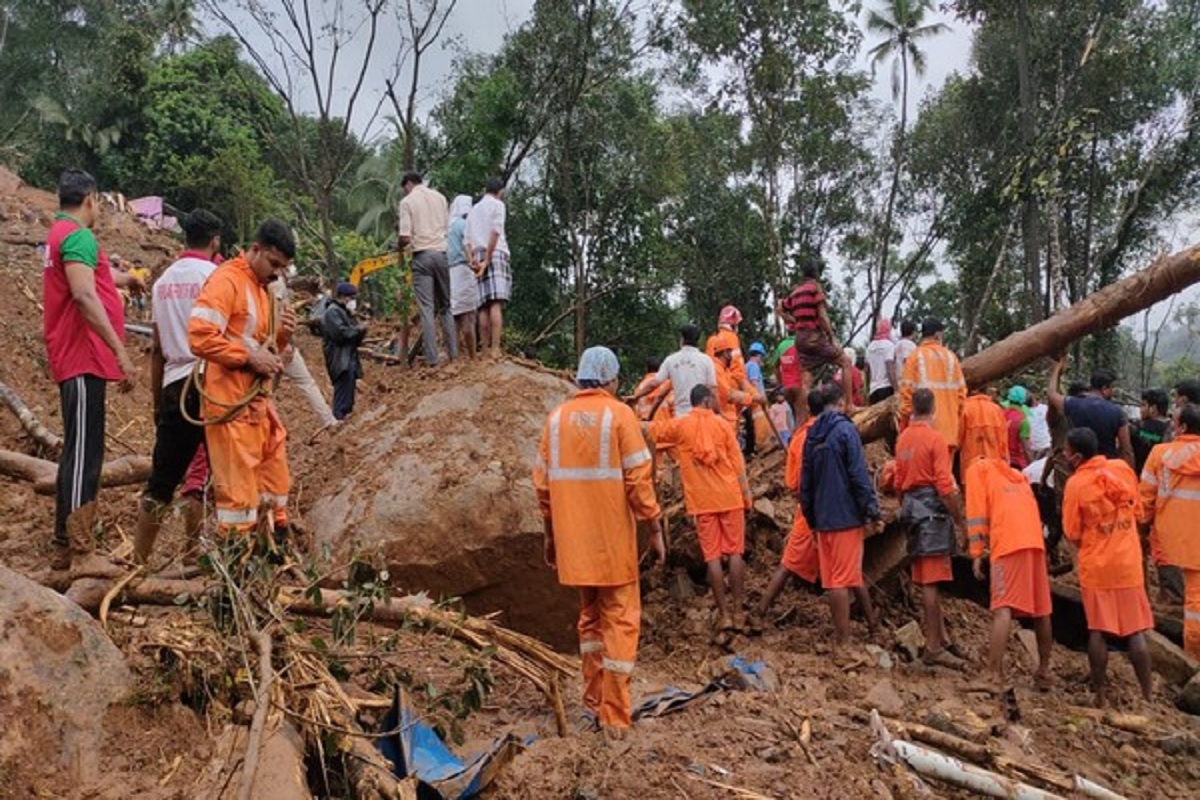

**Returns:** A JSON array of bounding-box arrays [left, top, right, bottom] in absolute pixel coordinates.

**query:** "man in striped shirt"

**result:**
[[776, 257, 856, 414]]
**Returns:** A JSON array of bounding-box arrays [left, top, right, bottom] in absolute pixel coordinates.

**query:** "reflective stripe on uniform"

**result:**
[[546, 405, 625, 482], [579, 641, 604, 655], [1141, 471, 1158, 487], [1186, 609, 1200, 623], [217, 507, 257, 524], [191, 307, 228, 329], [622, 449, 651, 469], [968, 534, 986, 544], [260, 493, 288, 508], [1161, 487, 1200, 501], [965, 517, 989, 528], [602, 657, 635, 674]]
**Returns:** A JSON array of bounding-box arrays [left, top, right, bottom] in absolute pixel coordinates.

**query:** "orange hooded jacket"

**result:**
[[1139, 434, 1200, 571], [960, 393, 1008, 470], [714, 358, 752, 425], [650, 407, 750, 515], [533, 390, 661, 587], [188, 255, 286, 411], [899, 339, 967, 448], [894, 420, 957, 497], [705, 327, 746, 385], [1063, 456, 1143, 589], [634, 373, 673, 422], [965, 457, 1044, 559]]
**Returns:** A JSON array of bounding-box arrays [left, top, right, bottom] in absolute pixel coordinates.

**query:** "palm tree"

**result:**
[[866, 0, 948, 327], [156, 0, 202, 55]]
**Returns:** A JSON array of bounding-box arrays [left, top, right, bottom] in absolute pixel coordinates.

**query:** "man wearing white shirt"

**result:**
[[399, 171, 458, 366], [627, 324, 717, 417], [865, 318, 897, 404], [132, 210, 221, 563], [467, 177, 511, 357], [894, 318, 917, 374]]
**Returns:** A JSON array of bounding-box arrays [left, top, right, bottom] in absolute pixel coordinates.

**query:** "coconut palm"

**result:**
[[866, 0, 949, 326], [156, 0, 202, 55]]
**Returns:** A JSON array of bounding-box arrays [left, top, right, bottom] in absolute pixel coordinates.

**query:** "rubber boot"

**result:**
[[132, 495, 164, 565]]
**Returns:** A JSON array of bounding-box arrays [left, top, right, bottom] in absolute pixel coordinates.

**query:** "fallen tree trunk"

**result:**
[[855, 245, 1200, 441], [0, 452, 152, 495], [0, 380, 62, 453]]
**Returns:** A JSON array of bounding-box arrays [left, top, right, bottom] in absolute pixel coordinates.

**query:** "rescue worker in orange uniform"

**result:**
[[895, 389, 966, 667], [647, 384, 751, 646], [533, 346, 664, 735], [188, 220, 297, 540], [899, 317, 967, 457], [705, 305, 746, 385], [1138, 402, 1200, 661], [965, 454, 1054, 689], [752, 388, 827, 629], [712, 344, 762, 428], [1062, 427, 1154, 706], [960, 387, 1008, 473], [633, 358, 672, 423]]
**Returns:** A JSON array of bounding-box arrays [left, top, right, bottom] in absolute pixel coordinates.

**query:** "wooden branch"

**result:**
[[239, 631, 274, 800], [28, 454, 151, 495], [0, 379, 62, 453]]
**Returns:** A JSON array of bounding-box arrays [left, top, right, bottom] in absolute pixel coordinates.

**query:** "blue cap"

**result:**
[[749, 341, 766, 356], [336, 281, 358, 297], [1007, 385, 1028, 405], [577, 346, 620, 384]]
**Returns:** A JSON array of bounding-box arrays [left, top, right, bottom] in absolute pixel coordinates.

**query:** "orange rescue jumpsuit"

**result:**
[[533, 390, 661, 729], [705, 326, 746, 385], [965, 457, 1051, 617], [188, 255, 290, 532], [895, 421, 958, 584], [714, 358, 753, 427], [960, 393, 1008, 472], [899, 339, 967, 453], [1139, 434, 1200, 658], [650, 407, 750, 562], [781, 418, 819, 582], [1063, 457, 1153, 637]]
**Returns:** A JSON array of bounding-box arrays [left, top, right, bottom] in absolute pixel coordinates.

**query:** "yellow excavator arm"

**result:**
[[348, 253, 401, 287]]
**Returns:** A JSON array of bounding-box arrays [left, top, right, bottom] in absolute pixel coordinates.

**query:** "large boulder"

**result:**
[[0, 564, 133, 789], [305, 360, 581, 648]]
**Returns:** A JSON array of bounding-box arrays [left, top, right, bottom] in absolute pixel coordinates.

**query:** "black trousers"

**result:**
[[55, 375, 107, 544], [332, 370, 357, 420], [144, 379, 206, 505]]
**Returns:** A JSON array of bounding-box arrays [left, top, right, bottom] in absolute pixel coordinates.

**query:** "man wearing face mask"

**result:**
[[188, 220, 297, 542], [320, 282, 367, 420]]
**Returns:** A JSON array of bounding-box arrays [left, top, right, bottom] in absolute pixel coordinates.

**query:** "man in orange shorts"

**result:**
[[1062, 427, 1153, 707], [753, 388, 827, 630], [649, 384, 751, 645], [1139, 402, 1200, 661], [895, 389, 965, 666], [800, 384, 881, 649], [965, 454, 1054, 688]]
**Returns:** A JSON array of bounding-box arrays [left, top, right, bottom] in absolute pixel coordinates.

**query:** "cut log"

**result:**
[[0, 379, 62, 453], [0, 450, 151, 494], [855, 245, 1200, 441]]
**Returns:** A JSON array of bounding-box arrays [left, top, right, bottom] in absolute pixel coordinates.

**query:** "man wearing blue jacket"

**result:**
[[801, 383, 882, 648]]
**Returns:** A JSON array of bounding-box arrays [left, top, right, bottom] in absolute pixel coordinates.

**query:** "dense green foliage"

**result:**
[[3, 0, 1199, 382]]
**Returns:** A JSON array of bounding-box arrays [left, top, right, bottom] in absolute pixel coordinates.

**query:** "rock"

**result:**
[[668, 568, 697, 601], [864, 678, 905, 717], [1176, 670, 1200, 716], [305, 361, 579, 648], [869, 778, 895, 800], [752, 498, 778, 525], [1145, 629, 1200, 687], [894, 620, 925, 662], [1160, 734, 1200, 757], [0, 564, 133, 786], [865, 644, 894, 670]]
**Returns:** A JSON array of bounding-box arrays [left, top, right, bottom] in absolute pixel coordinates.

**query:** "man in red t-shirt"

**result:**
[[43, 169, 142, 569], [775, 257, 856, 414]]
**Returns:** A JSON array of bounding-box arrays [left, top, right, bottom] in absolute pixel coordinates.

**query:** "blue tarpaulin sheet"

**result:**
[[377, 687, 525, 799]]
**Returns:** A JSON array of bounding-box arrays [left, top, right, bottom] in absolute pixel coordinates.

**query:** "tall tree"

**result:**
[[383, 0, 459, 172], [200, 0, 387, 281], [865, 0, 947, 330]]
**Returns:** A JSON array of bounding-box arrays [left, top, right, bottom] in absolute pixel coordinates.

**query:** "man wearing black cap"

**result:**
[[321, 282, 367, 420], [898, 317, 967, 459]]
